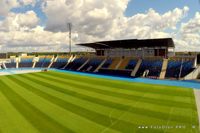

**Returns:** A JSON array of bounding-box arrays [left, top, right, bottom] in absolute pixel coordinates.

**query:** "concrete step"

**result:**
[[131, 59, 142, 77], [159, 59, 168, 79], [118, 58, 131, 69], [77, 58, 90, 71], [109, 58, 121, 69], [94, 58, 107, 72]]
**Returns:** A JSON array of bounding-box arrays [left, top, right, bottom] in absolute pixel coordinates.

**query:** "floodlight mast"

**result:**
[[68, 23, 72, 55]]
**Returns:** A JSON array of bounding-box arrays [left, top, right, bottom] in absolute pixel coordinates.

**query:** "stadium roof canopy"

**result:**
[[77, 38, 175, 49]]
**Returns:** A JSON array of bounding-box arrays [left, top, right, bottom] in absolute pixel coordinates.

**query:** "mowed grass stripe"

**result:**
[[33, 72, 196, 119], [4, 76, 115, 133], [32, 72, 196, 120], [21, 73, 195, 125], [0, 91, 39, 133], [11, 74, 142, 127], [50, 71, 192, 97], [23, 73, 196, 125], [33, 72, 195, 109], [48, 71, 199, 132], [12, 75, 185, 133], [0, 78, 74, 133], [10, 74, 182, 128], [37, 72, 192, 104], [7, 75, 140, 133]]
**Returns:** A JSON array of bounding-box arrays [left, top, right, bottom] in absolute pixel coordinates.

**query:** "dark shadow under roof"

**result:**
[[77, 38, 175, 49]]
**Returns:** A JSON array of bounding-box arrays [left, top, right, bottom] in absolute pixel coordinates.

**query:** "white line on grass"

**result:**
[[163, 107, 174, 133], [194, 89, 200, 131], [109, 109, 115, 124], [101, 93, 147, 133]]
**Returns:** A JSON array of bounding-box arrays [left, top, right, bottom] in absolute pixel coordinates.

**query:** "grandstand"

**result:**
[[75, 38, 198, 80], [0, 38, 198, 80]]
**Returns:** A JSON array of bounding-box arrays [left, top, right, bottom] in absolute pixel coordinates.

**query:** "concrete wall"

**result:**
[[104, 48, 156, 57], [184, 66, 200, 80]]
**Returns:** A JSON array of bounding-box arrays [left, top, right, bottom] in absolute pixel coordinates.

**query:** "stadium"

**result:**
[[0, 38, 199, 133], [0, 0, 200, 133]]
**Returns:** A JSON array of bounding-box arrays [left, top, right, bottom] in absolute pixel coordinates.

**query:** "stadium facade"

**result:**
[[78, 38, 175, 58]]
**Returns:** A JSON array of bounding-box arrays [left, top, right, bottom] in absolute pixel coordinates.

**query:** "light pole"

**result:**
[[68, 23, 72, 55]]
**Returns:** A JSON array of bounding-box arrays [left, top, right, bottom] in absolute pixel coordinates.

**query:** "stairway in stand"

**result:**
[[118, 57, 131, 70], [94, 58, 107, 72], [109, 57, 121, 69], [131, 59, 142, 77], [159, 59, 168, 79], [77, 58, 90, 71]]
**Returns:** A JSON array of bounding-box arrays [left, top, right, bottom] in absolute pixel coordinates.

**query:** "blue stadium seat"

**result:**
[[136, 59, 163, 77], [101, 59, 112, 68], [35, 57, 52, 68], [5, 58, 16, 68], [80, 58, 103, 72], [165, 60, 194, 78], [65, 57, 87, 70], [19, 57, 33, 68], [125, 59, 137, 70], [51, 57, 68, 68]]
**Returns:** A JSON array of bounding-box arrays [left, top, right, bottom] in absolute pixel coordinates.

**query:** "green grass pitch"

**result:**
[[0, 71, 199, 133]]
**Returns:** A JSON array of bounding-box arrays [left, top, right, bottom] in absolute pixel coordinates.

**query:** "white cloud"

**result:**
[[0, 0, 199, 52], [18, 0, 35, 6], [43, 0, 129, 35], [0, 11, 39, 31], [175, 12, 200, 51], [42, 1, 189, 42], [0, 0, 35, 17], [0, 25, 82, 52], [0, 0, 19, 16], [181, 12, 200, 34]]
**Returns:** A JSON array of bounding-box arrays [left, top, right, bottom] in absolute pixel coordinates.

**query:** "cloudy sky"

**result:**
[[0, 0, 199, 52]]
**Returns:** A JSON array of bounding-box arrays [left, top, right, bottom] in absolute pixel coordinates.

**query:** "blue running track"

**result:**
[[54, 69, 200, 89]]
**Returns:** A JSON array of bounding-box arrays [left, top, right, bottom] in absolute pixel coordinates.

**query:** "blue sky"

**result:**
[[11, 0, 46, 25], [126, 0, 200, 20]]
